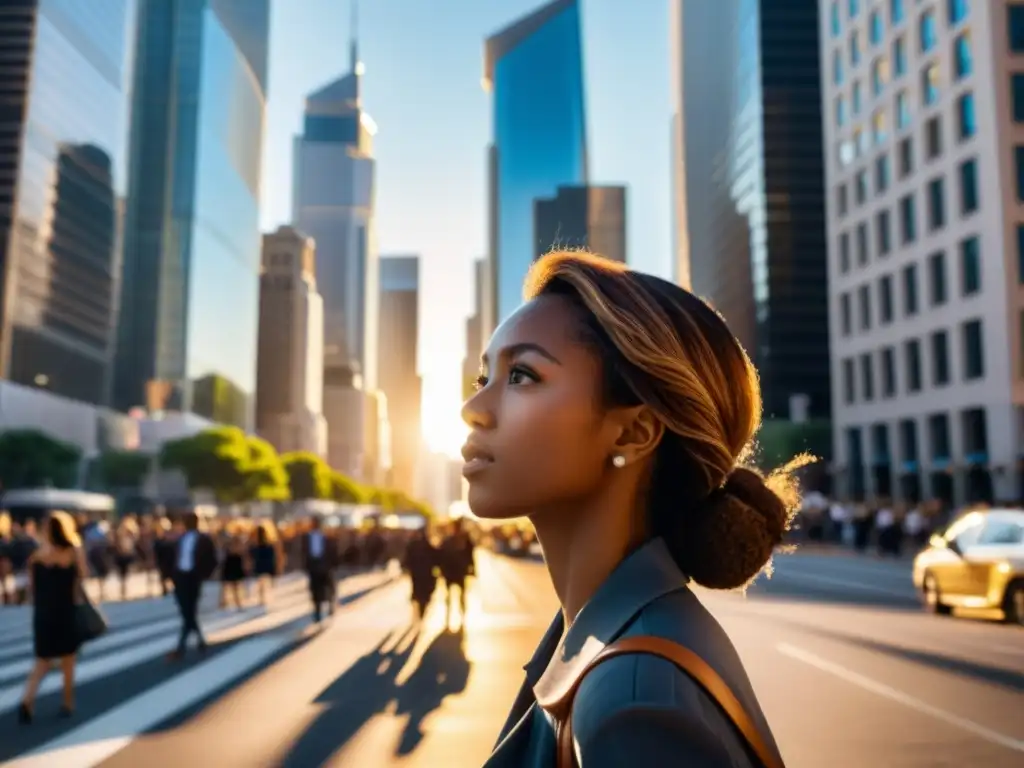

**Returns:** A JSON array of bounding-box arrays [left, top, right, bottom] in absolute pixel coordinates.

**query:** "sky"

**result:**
[[260, 0, 673, 455]]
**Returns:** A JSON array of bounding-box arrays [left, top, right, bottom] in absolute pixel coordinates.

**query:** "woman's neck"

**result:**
[[531, 490, 641, 625]]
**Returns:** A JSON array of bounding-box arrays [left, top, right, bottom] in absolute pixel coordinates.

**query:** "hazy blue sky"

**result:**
[[261, 0, 672, 452]]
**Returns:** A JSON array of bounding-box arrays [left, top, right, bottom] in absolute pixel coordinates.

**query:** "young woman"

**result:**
[[465, 252, 798, 767], [19, 510, 89, 723]]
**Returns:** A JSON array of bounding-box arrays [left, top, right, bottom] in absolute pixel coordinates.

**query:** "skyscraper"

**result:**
[[113, 0, 269, 429], [533, 185, 627, 264], [255, 227, 327, 457], [671, 0, 830, 422], [292, 5, 379, 391], [483, 0, 587, 331], [823, 0, 1024, 505], [378, 256, 421, 495], [463, 258, 486, 400], [0, 1, 137, 405]]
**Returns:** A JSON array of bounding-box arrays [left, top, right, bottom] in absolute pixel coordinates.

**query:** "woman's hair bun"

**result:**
[[671, 466, 791, 591]]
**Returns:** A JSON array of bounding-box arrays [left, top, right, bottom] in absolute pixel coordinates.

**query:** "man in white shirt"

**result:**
[[169, 511, 217, 660], [302, 517, 336, 623]]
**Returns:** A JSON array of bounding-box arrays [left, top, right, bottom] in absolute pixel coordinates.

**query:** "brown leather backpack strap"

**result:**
[[553, 635, 784, 768]]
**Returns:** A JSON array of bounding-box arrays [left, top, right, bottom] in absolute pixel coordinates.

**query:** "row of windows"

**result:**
[[839, 319, 984, 406], [836, 99, 975, 220], [837, 237, 981, 336], [845, 407, 986, 471], [836, 157, 978, 274]]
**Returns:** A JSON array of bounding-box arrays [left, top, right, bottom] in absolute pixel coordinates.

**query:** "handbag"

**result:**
[[74, 586, 108, 644], [549, 635, 785, 768]]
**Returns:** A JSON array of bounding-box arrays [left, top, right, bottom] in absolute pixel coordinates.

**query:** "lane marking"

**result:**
[[777, 642, 1024, 753], [4, 634, 290, 768]]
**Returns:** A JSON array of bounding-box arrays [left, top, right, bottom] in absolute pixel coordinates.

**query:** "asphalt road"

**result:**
[[0, 548, 1021, 767]]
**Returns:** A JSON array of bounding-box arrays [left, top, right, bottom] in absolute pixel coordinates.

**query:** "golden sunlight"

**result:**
[[421, 385, 469, 458]]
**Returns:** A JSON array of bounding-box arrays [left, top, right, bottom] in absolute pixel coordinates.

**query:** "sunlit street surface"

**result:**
[[0, 549, 1020, 767]]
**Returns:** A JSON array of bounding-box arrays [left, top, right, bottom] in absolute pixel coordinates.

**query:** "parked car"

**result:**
[[912, 508, 1024, 624]]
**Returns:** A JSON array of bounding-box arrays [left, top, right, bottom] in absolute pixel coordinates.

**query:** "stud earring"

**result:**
[[612, 455, 626, 468]]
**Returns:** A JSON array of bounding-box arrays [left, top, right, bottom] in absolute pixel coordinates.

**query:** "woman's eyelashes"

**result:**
[[473, 364, 540, 391]]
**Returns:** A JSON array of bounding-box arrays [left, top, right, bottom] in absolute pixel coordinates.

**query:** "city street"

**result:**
[[0, 549, 1021, 767]]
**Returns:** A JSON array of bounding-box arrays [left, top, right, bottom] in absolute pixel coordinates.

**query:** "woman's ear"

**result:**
[[611, 405, 663, 466]]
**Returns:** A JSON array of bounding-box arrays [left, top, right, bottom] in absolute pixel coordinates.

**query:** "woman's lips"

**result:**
[[462, 456, 493, 477]]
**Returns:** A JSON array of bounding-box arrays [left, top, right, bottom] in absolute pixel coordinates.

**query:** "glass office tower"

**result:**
[[114, 0, 268, 428], [0, 0, 137, 405], [484, 0, 587, 328]]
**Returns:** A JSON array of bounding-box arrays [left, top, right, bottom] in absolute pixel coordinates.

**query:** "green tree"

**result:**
[[281, 452, 333, 500], [95, 450, 152, 489], [160, 426, 251, 501], [330, 471, 365, 504], [0, 429, 82, 489], [240, 436, 289, 502]]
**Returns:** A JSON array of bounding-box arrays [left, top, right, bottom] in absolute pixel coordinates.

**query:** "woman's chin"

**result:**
[[466, 488, 523, 521]]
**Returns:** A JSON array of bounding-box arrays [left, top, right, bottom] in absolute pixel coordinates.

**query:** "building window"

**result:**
[[957, 92, 976, 140], [840, 231, 851, 273], [959, 158, 978, 214], [837, 184, 849, 216], [1009, 4, 1024, 52], [919, 9, 937, 52], [921, 62, 940, 105], [1020, 311, 1024, 377], [1016, 146, 1024, 200], [962, 319, 984, 380], [893, 36, 907, 77], [931, 330, 951, 385], [891, 0, 905, 25], [851, 30, 862, 67], [896, 89, 911, 129], [925, 116, 942, 160], [903, 263, 919, 315], [841, 293, 852, 335], [833, 50, 844, 84], [1018, 225, 1024, 283], [929, 413, 951, 461], [876, 209, 892, 255], [959, 236, 980, 296], [948, 0, 969, 26], [899, 193, 916, 243], [875, 154, 891, 192], [870, 9, 884, 44], [872, 57, 889, 95], [928, 251, 947, 305], [835, 96, 847, 127], [899, 419, 918, 464], [850, 0, 859, 18], [858, 283, 872, 330], [882, 347, 897, 397], [843, 358, 856, 403], [832, 1, 841, 37], [880, 274, 894, 323], [860, 353, 875, 401], [1013, 76, 1024, 122], [905, 339, 922, 392], [927, 177, 945, 231], [856, 169, 869, 204], [872, 110, 888, 145], [898, 136, 913, 177], [953, 32, 972, 79], [857, 222, 870, 264]]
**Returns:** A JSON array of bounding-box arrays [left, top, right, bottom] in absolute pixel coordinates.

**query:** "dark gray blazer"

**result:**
[[482, 539, 784, 767]]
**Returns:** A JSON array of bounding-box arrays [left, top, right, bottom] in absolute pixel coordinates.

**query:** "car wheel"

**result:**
[[1002, 580, 1024, 626], [923, 572, 952, 616]]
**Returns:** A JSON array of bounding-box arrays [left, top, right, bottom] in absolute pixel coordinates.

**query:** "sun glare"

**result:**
[[421, 391, 469, 458]]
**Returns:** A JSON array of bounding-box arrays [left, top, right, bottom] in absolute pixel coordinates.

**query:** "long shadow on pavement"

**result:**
[[280, 625, 421, 767], [392, 627, 472, 756]]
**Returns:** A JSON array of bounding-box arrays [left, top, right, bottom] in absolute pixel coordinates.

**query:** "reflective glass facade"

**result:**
[[486, 0, 587, 325], [676, 0, 830, 419], [0, 0, 137, 405], [114, 0, 266, 428]]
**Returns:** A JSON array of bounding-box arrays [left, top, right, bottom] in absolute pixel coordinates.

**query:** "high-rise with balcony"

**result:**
[[483, 0, 587, 331], [0, 1, 137, 406], [377, 256, 421, 495], [113, 0, 269, 429], [671, 0, 831, 424], [823, 0, 1024, 505]]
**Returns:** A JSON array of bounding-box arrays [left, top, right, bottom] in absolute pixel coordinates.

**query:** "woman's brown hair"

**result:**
[[47, 510, 81, 550], [525, 250, 809, 589]]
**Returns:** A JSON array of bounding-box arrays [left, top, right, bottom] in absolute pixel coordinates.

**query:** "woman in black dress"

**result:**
[[220, 528, 249, 609], [19, 510, 88, 723]]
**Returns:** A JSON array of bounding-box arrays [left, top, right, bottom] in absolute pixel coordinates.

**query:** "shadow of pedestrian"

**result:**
[[392, 626, 472, 756], [279, 624, 420, 768]]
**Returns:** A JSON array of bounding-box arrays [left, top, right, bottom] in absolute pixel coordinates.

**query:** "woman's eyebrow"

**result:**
[[482, 341, 562, 366]]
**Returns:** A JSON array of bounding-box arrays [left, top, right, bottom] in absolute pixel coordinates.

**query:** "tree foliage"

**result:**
[[281, 451, 333, 500], [0, 429, 82, 489], [96, 450, 152, 489], [160, 427, 251, 502], [241, 436, 290, 502], [330, 471, 365, 504]]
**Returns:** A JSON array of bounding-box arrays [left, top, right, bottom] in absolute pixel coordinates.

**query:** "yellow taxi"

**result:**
[[912, 508, 1024, 624]]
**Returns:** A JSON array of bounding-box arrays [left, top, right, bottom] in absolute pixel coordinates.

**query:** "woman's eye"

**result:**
[[508, 366, 535, 386]]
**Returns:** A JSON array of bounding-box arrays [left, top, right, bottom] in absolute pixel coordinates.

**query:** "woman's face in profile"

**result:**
[[461, 295, 617, 520]]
